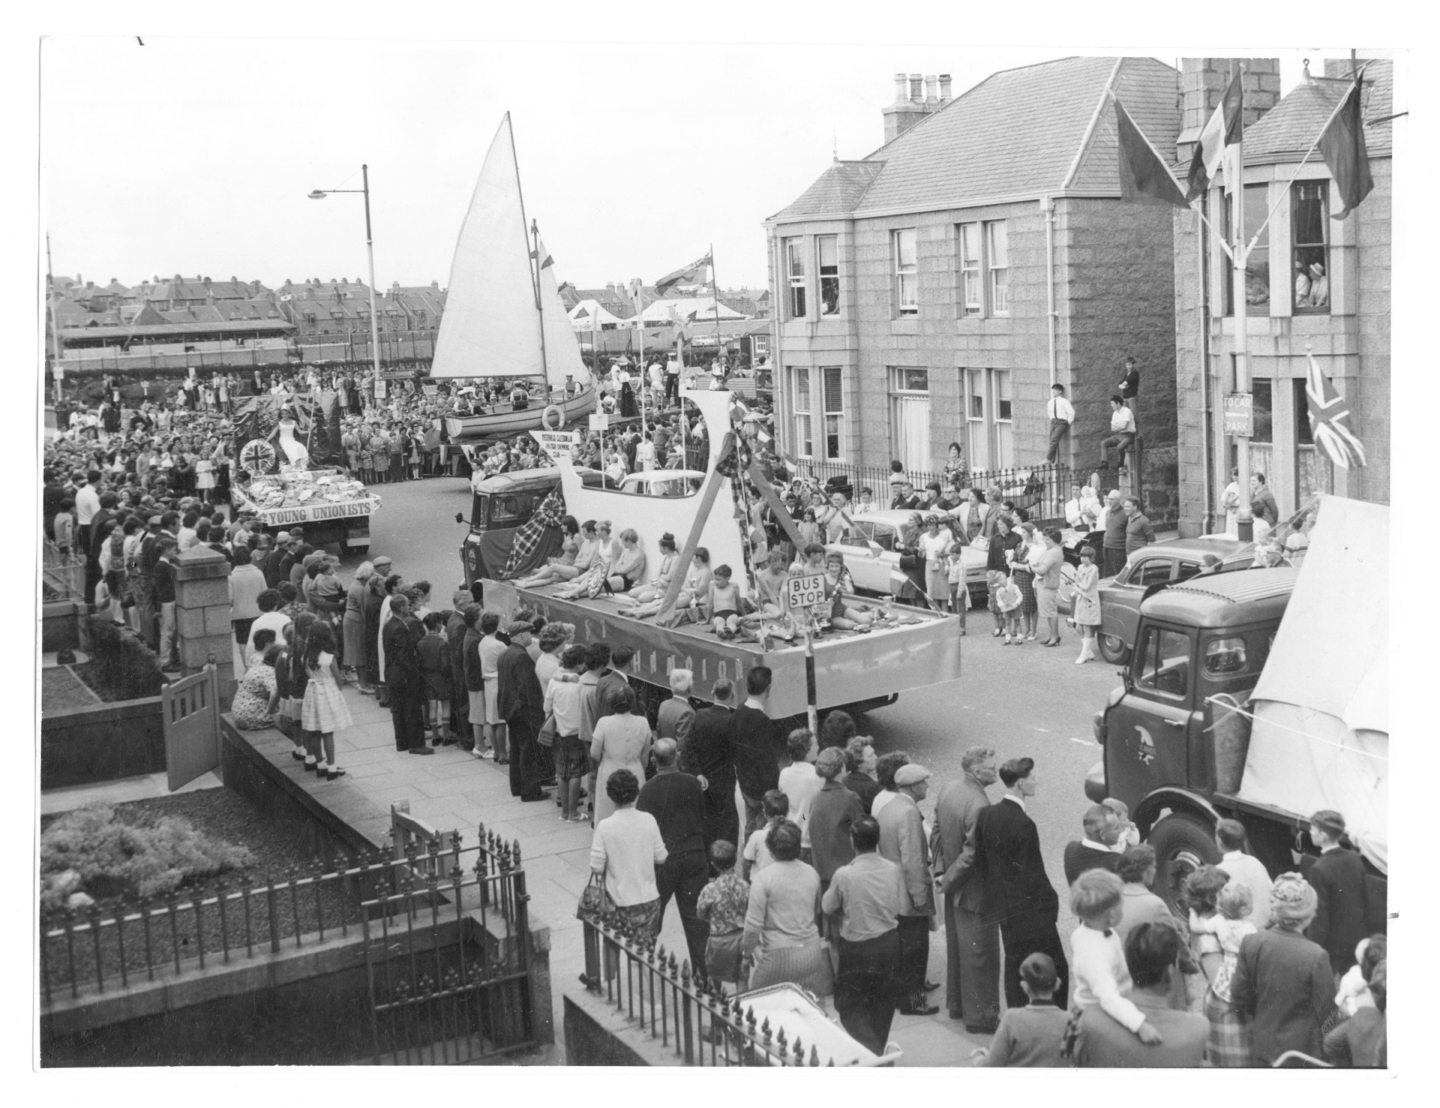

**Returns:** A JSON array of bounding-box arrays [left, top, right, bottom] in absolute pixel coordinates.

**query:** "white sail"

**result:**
[[430, 113, 543, 380], [536, 247, 590, 388]]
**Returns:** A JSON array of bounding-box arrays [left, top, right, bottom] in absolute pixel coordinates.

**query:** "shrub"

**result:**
[[84, 617, 165, 700], [39, 803, 253, 912]]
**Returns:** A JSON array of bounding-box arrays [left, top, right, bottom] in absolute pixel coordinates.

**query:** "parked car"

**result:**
[[825, 510, 989, 606], [617, 469, 706, 497], [1095, 536, 1254, 663]]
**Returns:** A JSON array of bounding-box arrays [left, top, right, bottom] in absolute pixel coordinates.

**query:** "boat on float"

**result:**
[[429, 111, 596, 440]]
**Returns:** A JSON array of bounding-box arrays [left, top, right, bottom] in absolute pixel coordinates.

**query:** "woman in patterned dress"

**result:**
[[1008, 521, 1040, 642], [231, 640, 282, 730]]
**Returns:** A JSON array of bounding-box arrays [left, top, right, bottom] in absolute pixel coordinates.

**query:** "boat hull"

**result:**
[[444, 386, 596, 441]]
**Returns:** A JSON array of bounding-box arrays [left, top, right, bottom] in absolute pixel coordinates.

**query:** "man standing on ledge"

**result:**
[[498, 620, 550, 802], [1045, 384, 1074, 465], [1117, 356, 1140, 406], [1099, 396, 1137, 473]]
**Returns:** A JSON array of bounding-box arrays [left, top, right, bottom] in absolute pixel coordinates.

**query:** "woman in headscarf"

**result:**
[[1229, 872, 1336, 1065]]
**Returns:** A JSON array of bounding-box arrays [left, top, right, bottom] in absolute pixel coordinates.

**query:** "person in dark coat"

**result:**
[[934, 745, 1002, 1032], [360, 560, 390, 694], [445, 592, 472, 751], [497, 620, 549, 801], [807, 747, 864, 890], [972, 756, 1069, 1010], [680, 678, 740, 848], [637, 738, 710, 972], [1061, 804, 1124, 886], [1101, 491, 1127, 578], [733, 667, 784, 838], [1304, 809, 1371, 976], [382, 594, 430, 755], [841, 736, 882, 815], [1230, 872, 1336, 1065]]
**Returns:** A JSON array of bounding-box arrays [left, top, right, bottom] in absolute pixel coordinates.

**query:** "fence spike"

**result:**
[[680, 959, 692, 988], [793, 1036, 804, 1064], [511, 840, 523, 866], [810, 1045, 821, 1067], [667, 951, 679, 978], [776, 1025, 788, 1053], [760, 1016, 772, 1043], [449, 829, 463, 854]]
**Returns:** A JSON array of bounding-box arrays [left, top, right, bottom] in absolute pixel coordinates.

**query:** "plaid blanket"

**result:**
[[501, 489, 567, 579]]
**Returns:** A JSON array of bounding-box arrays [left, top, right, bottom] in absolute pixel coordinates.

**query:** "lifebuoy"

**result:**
[[541, 404, 565, 431]]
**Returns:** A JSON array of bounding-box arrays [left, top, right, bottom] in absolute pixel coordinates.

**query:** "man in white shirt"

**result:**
[[1215, 818, 1272, 929], [1045, 384, 1075, 464], [777, 729, 823, 856], [1064, 483, 1098, 530], [74, 471, 102, 556], [1099, 395, 1137, 471]]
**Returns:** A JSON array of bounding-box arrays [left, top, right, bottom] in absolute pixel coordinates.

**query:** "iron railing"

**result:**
[[39, 821, 532, 1042], [42, 540, 85, 603], [579, 911, 835, 1067]]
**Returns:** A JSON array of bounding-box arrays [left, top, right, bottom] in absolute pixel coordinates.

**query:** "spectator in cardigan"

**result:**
[[822, 816, 904, 1055], [1123, 496, 1155, 557], [229, 546, 267, 651], [1115, 845, 1171, 943], [807, 746, 865, 892], [868, 750, 909, 821], [975, 953, 1068, 1067], [1214, 818, 1272, 930], [696, 840, 749, 990]]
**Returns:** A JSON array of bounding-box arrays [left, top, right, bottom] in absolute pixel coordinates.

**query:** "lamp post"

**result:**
[[308, 164, 381, 383]]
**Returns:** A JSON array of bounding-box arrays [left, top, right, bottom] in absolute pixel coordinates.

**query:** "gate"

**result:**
[[162, 663, 220, 791], [361, 824, 536, 1064]]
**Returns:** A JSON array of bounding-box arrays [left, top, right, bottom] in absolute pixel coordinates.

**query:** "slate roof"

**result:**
[[770, 56, 1180, 222], [1244, 59, 1393, 162]]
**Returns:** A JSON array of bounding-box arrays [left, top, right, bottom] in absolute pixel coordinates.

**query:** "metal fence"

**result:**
[[40, 821, 536, 1064], [42, 540, 85, 603], [578, 912, 834, 1067], [796, 460, 1081, 528]]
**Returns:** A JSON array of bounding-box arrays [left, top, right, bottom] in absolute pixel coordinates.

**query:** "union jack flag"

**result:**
[[1306, 354, 1367, 469]]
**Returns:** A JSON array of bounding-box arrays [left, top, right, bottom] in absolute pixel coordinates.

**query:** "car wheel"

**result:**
[[1148, 813, 1222, 917], [1097, 633, 1130, 665]]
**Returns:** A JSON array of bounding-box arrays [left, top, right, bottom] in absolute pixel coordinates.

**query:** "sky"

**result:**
[[36, 22, 1380, 295]]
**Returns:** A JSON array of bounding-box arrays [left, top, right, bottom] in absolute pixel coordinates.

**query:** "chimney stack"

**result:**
[[1177, 58, 1282, 163], [883, 69, 945, 144], [939, 74, 952, 101]]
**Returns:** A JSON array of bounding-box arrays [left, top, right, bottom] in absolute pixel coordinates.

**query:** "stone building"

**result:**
[[1172, 58, 1392, 532], [764, 56, 1182, 502]]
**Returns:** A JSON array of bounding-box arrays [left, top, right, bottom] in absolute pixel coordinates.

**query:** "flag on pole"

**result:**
[[1187, 70, 1244, 199], [530, 235, 554, 270], [1305, 354, 1366, 469], [1114, 98, 1191, 208], [1317, 75, 1375, 220], [667, 302, 692, 338], [655, 252, 712, 296]]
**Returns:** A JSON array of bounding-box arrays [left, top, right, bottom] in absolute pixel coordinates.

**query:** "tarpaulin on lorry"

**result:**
[[1238, 495, 1388, 873]]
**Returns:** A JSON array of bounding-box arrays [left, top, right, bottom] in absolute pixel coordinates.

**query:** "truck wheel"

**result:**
[[1097, 633, 1130, 665], [1148, 813, 1222, 917]]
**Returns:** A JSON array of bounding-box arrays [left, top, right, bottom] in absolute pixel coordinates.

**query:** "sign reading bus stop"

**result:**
[[785, 573, 827, 612]]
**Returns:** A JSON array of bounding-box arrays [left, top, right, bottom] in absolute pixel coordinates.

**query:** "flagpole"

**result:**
[[709, 243, 722, 371], [1229, 63, 1254, 543], [531, 219, 550, 399]]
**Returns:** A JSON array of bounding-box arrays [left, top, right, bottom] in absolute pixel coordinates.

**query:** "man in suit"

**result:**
[[1062, 804, 1123, 886], [497, 620, 549, 802], [681, 678, 739, 848], [972, 756, 1069, 1009], [1304, 809, 1370, 976], [637, 739, 710, 971], [383, 594, 430, 756], [933, 745, 1001, 1032], [734, 667, 784, 839], [877, 763, 937, 1016]]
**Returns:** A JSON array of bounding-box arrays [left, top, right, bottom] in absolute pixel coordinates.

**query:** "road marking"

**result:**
[[1034, 727, 1050, 733], [1069, 737, 1098, 747]]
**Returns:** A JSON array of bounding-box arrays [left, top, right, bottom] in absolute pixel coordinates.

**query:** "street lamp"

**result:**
[[308, 164, 382, 383]]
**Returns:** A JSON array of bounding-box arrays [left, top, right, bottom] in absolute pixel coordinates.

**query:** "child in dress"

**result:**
[[301, 622, 353, 780], [1189, 879, 1258, 1010], [281, 612, 317, 766], [1064, 870, 1163, 1056], [796, 509, 821, 547], [417, 611, 454, 745], [994, 575, 1023, 644], [1072, 545, 1102, 664], [742, 789, 789, 881]]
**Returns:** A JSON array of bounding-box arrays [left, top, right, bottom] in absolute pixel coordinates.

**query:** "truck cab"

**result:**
[[456, 467, 604, 587], [1089, 568, 1299, 909]]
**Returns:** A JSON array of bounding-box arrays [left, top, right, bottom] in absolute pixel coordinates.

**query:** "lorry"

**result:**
[[456, 387, 962, 722], [1086, 495, 1388, 923], [231, 464, 380, 554]]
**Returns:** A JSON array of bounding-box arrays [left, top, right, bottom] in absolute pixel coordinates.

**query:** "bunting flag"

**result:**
[[655, 252, 712, 296], [530, 225, 554, 270], [1187, 70, 1244, 199], [1318, 75, 1375, 220], [1305, 354, 1366, 469], [1114, 98, 1191, 208]]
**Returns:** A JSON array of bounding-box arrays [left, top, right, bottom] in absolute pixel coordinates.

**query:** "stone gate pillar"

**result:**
[[174, 546, 236, 708]]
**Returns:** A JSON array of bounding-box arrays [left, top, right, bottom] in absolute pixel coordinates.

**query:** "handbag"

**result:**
[[576, 871, 611, 920], [539, 712, 558, 747]]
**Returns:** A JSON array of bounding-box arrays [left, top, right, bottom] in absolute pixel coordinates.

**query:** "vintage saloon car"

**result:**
[[824, 510, 989, 606]]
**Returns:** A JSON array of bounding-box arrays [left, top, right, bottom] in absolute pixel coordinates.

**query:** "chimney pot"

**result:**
[[893, 72, 908, 103], [908, 73, 923, 101], [939, 74, 952, 100], [924, 74, 937, 102]]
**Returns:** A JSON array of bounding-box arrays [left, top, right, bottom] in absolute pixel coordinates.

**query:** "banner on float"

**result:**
[[531, 429, 581, 460], [248, 496, 382, 526]]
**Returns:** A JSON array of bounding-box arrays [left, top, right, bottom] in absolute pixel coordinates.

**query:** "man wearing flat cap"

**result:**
[[877, 762, 938, 1015], [1304, 809, 1371, 976], [497, 620, 550, 802]]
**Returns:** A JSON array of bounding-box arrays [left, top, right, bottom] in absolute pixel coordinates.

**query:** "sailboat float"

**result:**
[[429, 113, 595, 440]]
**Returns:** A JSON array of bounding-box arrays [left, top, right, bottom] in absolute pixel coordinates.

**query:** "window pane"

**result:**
[[895, 228, 916, 267], [817, 236, 840, 316], [896, 367, 929, 392], [994, 369, 1012, 422], [959, 224, 981, 313], [1137, 627, 1190, 697], [786, 238, 807, 320], [1291, 182, 1329, 313], [895, 229, 918, 315], [987, 222, 1009, 315], [1293, 377, 1313, 446], [822, 366, 843, 413], [1243, 185, 1269, 309], [965, 368, 987, 469], [1251, 378, 1273, 444], [1204, 636, 1250, 678], [824, 414, 842, 461]]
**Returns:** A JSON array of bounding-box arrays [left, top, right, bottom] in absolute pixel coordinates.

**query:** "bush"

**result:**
[[40, 803, 253, 912], [84, 617, 165, 700]]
